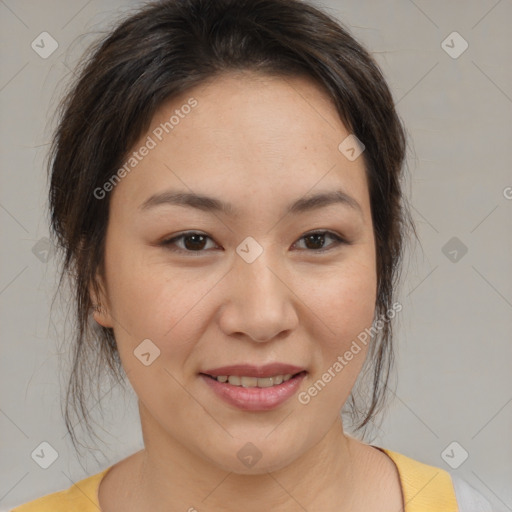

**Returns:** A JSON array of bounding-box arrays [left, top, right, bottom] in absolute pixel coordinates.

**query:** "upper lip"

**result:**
[[201, 363, 306, 378]]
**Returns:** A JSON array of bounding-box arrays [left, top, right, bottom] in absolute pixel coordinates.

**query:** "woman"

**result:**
[[12, 0, 491, 510]]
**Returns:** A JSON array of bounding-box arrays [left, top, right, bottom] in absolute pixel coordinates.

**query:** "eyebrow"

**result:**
[[139, 189, 362, 217]]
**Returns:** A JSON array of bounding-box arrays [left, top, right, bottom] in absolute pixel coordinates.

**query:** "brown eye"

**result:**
[[294, 231, 347, 252], [161, 232, 218, 253], [181, 233, 208, 250], [304, 233, 326, 250]]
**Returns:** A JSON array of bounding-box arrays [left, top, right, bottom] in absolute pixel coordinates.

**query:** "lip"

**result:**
[[200, 371, 307, 411], [202, 363, 305, 378]]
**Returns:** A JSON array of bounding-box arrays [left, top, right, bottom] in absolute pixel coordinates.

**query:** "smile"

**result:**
[[209, 374, 295, 388], [199, 366, 307, 411]]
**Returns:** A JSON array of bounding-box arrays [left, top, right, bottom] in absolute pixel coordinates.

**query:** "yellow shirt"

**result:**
[[11, 448, 459, 511]]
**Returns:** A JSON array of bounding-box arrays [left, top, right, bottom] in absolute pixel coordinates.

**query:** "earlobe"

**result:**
[[91, 302, 113, 328], [89, 278, 113, 328]]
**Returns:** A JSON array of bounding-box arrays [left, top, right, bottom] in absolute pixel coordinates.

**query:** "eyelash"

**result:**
[[160, 230, 349, 255]]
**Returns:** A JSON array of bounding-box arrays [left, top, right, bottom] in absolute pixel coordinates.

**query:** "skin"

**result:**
[[93, 71, 404, 511]]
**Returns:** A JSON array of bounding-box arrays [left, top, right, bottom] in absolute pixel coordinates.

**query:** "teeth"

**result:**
[[216, 374, 295, 387], [228, 376, 241, 386]]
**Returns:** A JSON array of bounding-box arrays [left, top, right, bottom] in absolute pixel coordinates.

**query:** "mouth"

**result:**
[[199, 364, 307, 411], [202, 371, 306, 388]]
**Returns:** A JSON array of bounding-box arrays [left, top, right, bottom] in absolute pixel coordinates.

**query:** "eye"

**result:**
[[160, 230, 348, 255], [292, 230, 347, 252], [160, 231, 219, 254]]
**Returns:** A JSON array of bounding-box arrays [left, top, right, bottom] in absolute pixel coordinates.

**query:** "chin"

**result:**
[[198, 434, 307, 475]]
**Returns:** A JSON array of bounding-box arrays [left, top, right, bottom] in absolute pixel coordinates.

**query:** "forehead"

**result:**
[[111, 71, 370, 218]]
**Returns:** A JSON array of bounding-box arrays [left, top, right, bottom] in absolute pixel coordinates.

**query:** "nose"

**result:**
[[217, 248, 299, 343]]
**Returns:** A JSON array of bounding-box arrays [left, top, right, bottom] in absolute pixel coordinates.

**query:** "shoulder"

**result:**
[[379, 448, 491, 512], [9, 467, 112, 512], [377, 447, 458, 510]]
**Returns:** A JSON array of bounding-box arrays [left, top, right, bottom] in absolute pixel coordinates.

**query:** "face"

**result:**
[[93, 72, 377, 474]]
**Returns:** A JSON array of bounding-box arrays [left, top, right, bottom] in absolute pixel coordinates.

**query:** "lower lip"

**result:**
[[200, 373, 307, 411]]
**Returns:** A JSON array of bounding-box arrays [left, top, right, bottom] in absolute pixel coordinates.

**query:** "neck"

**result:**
[[133, 405, 360, 512]]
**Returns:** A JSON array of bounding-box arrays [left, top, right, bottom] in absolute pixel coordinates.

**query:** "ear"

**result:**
[[89, 272, 114, 328]]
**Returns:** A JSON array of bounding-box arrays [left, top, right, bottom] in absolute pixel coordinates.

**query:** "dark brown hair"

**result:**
[[49, 0, 414, 455]]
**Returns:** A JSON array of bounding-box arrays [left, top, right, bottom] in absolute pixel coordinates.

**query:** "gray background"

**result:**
[[1, 0, 511, 510]]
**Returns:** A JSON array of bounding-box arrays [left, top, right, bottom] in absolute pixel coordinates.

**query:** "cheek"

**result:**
[[102, 252, 208, 407], [102, 241, 221, 361], [306, 257, 377, 348], [296, 259, 376, 412]]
